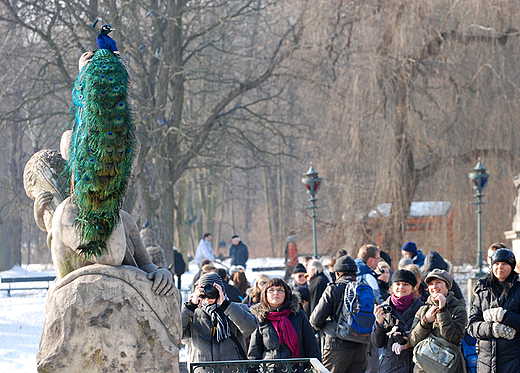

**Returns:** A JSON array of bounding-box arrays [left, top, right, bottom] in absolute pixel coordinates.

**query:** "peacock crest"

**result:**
[[67, 47, 136, 259]]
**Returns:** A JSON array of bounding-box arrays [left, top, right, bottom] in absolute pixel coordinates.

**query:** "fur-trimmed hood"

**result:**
[[250, 291, 301, 322]]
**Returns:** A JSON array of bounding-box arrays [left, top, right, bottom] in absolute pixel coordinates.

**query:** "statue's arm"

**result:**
[[34, 191, 53, 232]]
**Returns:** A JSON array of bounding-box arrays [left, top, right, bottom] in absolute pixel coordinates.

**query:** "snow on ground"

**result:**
[[0, 258, 285, 372]]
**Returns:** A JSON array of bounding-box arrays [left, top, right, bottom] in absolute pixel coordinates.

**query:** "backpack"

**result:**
[[461, 333, 477, 373], [323, 280, 375, 344]]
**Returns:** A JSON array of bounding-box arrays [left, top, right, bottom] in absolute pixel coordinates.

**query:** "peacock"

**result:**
[[66, 23, 136, 259]]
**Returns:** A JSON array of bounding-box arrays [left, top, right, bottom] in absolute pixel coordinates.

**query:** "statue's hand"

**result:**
[[147, 268, 175, 296], [34, 191, 54, 231]]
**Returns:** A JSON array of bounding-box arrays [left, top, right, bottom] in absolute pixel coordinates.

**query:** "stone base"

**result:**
[[37, 264, 181, 373]]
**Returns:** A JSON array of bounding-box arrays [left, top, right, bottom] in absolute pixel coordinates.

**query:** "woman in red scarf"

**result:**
[[248, 278, 320, 368], [371, 269, 424, 373]]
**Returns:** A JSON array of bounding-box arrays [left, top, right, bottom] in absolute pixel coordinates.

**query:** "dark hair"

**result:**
[[203, 233, 211, 238], [335, 249, 348, 259], [233, 271, 250, 295], [216, 268, 228, 281], [260, 278, 292, 309], [231, 235, 239, 239], [488, 242, 507, 254], [200, 259, 211, 268]]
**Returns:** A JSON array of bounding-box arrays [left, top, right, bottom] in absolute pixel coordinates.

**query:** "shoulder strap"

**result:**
[[229, 332, 248, 360]]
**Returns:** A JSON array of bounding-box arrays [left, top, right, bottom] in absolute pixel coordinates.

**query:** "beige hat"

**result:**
[[424, 269, 453, 290]]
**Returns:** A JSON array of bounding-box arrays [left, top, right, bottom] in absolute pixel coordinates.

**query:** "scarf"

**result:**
[[201, 302, 231, 342], [390, 292, 415, 314], [266, 308, 300, 358]]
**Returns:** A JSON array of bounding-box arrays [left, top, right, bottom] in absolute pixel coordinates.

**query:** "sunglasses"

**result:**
[[259, 281, 267, 286]]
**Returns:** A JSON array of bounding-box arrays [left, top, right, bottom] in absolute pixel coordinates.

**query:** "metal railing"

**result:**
[[189, 358, 330, 373]]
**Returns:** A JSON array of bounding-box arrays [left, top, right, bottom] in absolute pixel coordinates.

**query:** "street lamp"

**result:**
[[469, 158, 489, 277], [302, 164, 322, 259]]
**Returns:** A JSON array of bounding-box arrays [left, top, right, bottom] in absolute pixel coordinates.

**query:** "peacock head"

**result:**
[[101, 24, 115, 35]]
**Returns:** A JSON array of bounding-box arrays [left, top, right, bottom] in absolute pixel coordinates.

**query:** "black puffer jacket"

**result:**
[[304, 271, 330, 317], [468, 272, 520, 373], [371, 296, 424, 373], [248, 292, 321, 360]]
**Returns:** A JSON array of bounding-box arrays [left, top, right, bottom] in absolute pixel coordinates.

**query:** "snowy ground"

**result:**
[[0, 257, 285, 372]]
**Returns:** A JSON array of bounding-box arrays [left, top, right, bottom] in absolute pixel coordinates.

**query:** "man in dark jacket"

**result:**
[[304, 259, 330, 317], [310, 255, 367, 373], [229, 235, 249, 268], [468, 248, 520, 373]]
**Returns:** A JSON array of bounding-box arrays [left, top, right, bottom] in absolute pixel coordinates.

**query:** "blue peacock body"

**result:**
[[67, 46, 136, 259]]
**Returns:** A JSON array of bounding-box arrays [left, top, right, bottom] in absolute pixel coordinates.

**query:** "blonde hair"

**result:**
[[404, 264, 422, 284], [376, 261, 390, 275], [252, 274, 270, 303]]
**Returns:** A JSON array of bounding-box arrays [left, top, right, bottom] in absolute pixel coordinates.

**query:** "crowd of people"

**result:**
[[180, 235, 520, 373]]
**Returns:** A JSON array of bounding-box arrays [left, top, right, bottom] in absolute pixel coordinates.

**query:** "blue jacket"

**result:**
[[230, 241, 249, 268], [412, 249, 425, 267], [355, 257, 383, 304]]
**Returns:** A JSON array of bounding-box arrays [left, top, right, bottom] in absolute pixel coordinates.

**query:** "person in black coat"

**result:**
[[248, 278, 320, 365], [304, 259, 330, 317], [229, 235, 249, 268], [371, 270, 424, 373], [216, 268, 244, 303], [468, 249, 520, 373]]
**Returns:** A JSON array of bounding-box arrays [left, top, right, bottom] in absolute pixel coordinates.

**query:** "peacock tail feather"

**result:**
[[67, 49, 136, 259]]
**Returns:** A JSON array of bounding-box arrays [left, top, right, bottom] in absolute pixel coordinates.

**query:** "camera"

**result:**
[[381, 305, 407, 345], [199, 284, 219, 299], [382, 305, 393, 314]]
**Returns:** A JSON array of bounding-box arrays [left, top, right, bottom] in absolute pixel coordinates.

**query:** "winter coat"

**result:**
[[410, 291, 467, 373], [468, 273, 520, 373], [412, 250, 425, 267], [248, 292, 321, 361], [379, 279, 391, 301], [223, 281, 244, 303], [421, 251, 464, 300], [182, 299, 258, 366], [194, 238, 215, 266], [304, 271, 330, 317], [173, 250, 186, 276], [371, 296, 424, 373], [230, 241, 249, 268], [355, 257, 384, 304], [309, 275, 368, 351]]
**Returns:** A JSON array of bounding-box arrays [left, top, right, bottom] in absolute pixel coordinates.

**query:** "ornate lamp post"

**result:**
[[469, 158, 489, 277], [302, 164, 322, 259]]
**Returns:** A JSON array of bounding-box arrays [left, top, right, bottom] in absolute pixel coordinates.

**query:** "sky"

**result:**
[[0, 257, 285, 373]]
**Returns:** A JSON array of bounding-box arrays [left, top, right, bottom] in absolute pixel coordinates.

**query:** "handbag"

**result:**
[[413, 334, 462, 373]]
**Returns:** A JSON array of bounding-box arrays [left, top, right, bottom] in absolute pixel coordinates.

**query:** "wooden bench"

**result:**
[[1, 276, 56, 297]]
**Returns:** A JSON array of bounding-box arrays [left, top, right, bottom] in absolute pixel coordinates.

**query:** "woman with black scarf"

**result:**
[[468, 248, 520, 373], [182, 272, 258, 371]]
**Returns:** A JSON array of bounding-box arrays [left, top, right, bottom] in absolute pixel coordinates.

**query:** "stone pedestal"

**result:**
[[37, 264, 181, 373], [504, 230, 520, 272]]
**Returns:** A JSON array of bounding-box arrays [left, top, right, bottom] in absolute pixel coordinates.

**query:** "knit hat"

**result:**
[[294, 285, 310, 303], [391, 269, 417, 287], [293, 263, 306, 274], [199, 272, 226, 294], [401, 242, 418, 255], [491, 249, 516, 270], [334, 255, 358, 273], [424, 269, 453, 290]]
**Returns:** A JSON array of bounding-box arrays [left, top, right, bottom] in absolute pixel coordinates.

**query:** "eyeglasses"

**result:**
[[267, 288, 285, 294]]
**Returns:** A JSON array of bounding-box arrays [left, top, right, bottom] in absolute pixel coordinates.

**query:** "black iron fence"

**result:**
[[189, 358, 329, 373]]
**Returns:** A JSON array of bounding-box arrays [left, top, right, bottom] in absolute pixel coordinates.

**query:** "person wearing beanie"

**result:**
[[310, 255, 369, 373], [181, 272, 258, 367], [289, 263, 308, 290], [371, 269, 424, 373], [468, 248, 520, 373], [401, 241, 425, 267], [409, 269, 467, 373], [420, 251, 464, 300]]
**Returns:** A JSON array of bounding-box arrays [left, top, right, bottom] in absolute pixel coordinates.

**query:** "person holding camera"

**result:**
[[182, 272, 258, 370], [371, 269, 424, 373], [409, 269, 467, 372]]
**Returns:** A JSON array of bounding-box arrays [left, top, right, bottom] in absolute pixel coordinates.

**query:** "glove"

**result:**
[[483, 307, 507, 322], [492, 323, 516, 340], [392, 342, 405, 355]]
